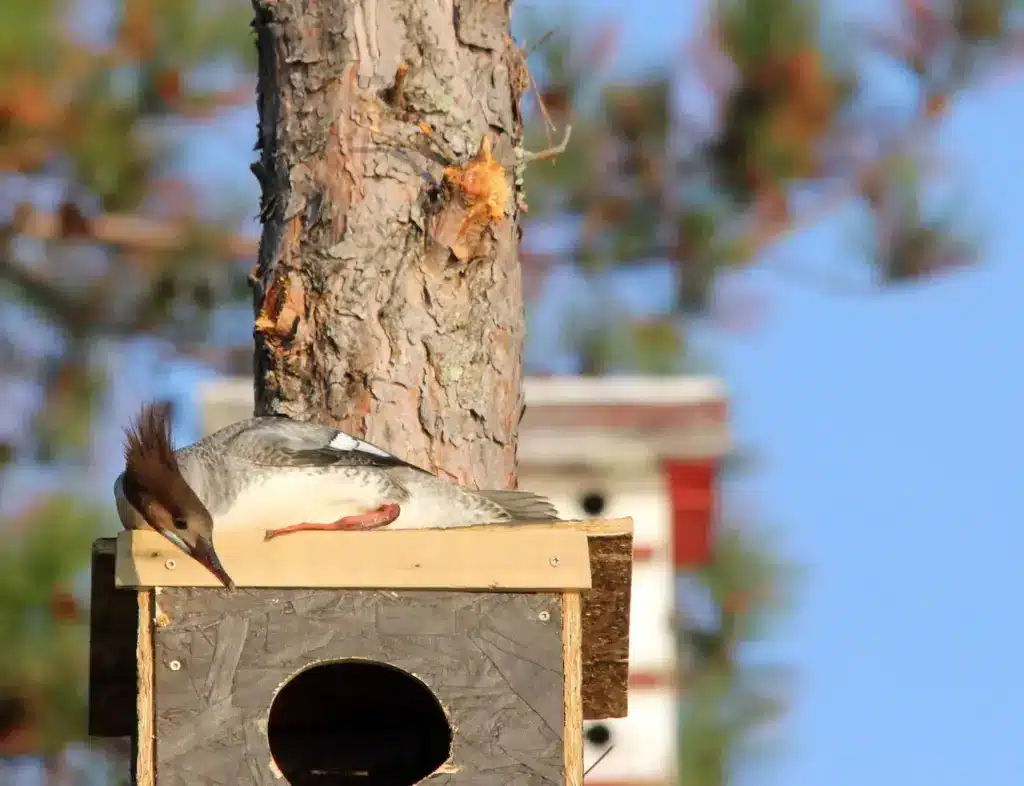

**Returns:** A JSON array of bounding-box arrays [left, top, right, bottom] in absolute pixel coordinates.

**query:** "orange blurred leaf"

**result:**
[[925, 92, 948, 117], [155, 69, 183, 104], [57, 202, 91, 239], [3, 75, 59, 131], [118, 0, 157, 60], [50, 588, 79, 623]]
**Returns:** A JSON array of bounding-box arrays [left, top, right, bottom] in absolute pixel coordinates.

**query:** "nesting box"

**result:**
[[89, 519, 634, 785]]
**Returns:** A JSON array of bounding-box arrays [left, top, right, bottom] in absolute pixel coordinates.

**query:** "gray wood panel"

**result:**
[[153, 589, 565, 785]]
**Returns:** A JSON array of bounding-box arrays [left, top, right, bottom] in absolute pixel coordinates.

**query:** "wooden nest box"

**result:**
[[89, 518, 634, 785]]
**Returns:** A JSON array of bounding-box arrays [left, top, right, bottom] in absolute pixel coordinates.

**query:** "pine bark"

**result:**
[[249, 0, 526, 489]]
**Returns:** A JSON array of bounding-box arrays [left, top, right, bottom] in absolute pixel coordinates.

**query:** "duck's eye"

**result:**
[[172, 517, 188, 530]]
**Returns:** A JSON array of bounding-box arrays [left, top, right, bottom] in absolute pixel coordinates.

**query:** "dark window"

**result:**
[[585, 722, 613, 747], [580, 491, 607, 516]]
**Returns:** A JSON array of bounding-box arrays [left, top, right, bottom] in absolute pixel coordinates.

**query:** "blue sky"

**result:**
[[80, 1, 1024, 784], [558, 2, 1024, 784], [723, 81, 1024, 784]]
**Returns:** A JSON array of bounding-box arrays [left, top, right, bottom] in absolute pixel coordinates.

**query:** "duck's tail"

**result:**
[[474, 489, 561, 522]]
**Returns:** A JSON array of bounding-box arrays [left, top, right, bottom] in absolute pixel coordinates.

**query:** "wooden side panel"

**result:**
[[582, 532, 633, 720], [133, 590, 155, 786], [152, 589, 565, 785], [562, 592, 584, 786], [88, 538, 139, 737], [471, 519, 635, 720]]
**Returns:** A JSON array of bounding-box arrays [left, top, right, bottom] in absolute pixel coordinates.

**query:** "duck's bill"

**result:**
[[191, 536, 236, 589]]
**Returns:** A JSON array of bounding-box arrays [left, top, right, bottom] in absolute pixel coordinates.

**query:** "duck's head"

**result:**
[[118, 403, 235, 589]]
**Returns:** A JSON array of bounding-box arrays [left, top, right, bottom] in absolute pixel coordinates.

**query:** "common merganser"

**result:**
[[114, 403, 560, 587]]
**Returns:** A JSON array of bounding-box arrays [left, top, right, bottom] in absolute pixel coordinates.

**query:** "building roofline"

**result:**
[[525, 375, 726, 405], [199, 378, 253, 408], [199, 375, 727, 409]]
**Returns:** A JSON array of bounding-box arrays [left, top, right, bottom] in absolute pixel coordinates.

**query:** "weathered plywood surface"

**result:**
[[152, 589, 565, 785], [116, 528, 591, 590], [472, 519, 633, 719], [89, 539, 139, 737], [89, 517, 631, 740]]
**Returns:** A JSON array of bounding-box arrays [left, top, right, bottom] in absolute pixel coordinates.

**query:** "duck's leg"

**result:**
[[263, 503, 401, 541]]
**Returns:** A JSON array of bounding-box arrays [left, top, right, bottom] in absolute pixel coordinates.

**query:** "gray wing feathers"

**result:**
[[186, 417, 559, 523], [473, 490, 561, 522], [212, 418, 417, 470], [225, 418, 350, 452]]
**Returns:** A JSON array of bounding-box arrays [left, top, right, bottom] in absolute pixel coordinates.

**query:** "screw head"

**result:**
[[164, 558, 177, 570], [538, 610, 551, 622], [549, 556, 560, 567], [168, 660, 182, 672]]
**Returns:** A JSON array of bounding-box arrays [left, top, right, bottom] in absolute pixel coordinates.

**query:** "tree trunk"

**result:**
[[250, 0, 526, 489]]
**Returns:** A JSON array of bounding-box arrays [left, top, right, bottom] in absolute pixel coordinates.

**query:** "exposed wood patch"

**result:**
[[431, 135, 511, 262], [254, 271, 305, 341]]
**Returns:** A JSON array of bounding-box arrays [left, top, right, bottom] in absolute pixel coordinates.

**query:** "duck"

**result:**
[[114, 402, 560, 588]]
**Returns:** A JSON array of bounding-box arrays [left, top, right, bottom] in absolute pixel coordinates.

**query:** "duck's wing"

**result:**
[[217, 417, 429, 472]]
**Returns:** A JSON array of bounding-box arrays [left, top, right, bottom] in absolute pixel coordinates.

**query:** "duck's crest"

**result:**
[[123, 402, 180, 495]]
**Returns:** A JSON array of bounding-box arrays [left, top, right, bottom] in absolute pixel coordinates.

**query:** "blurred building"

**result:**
[[199, 375, 730, 785]]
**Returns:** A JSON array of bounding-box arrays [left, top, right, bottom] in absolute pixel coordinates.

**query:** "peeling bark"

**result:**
[[250, 0, 526, 489]]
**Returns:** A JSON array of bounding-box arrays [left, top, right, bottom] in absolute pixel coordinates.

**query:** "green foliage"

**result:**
[[1, 0, 254, 454], [0, 0, 255, 765], [675, 526, 798, 785], [954, 0, 1012, 42], [32, 355, 106, 463], [515, 0, 1011, 373], [513, 3, 1016, 781], [0, 498, 103, 755], [696, 527, 797, 642], [523, 122, 599, 215], [562, 300, 688, 375]]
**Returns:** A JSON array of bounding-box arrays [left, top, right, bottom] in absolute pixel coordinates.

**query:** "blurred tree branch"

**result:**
[[0, 0, 256, 768], [518, 0, 1022, 366], [512, 2, 1019, 784]]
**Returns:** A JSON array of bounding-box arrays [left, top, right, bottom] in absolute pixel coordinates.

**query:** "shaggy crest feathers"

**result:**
[[122, 402, 180, 500]]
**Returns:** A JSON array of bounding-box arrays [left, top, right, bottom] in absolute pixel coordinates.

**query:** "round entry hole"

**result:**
[[268, 660, 452, 785]]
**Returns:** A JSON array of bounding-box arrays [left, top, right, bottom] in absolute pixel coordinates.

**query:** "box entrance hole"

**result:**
[[268, 660, 452, 785]]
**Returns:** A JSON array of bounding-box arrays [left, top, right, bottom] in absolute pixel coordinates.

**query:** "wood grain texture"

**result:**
[[152, 589, 565, 785], [581, 532, 633, 720], [562, 592, 584, 786], [134, 590, 155, 786], [115, 528, 591, 590], [89, 539, 139, 737]]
